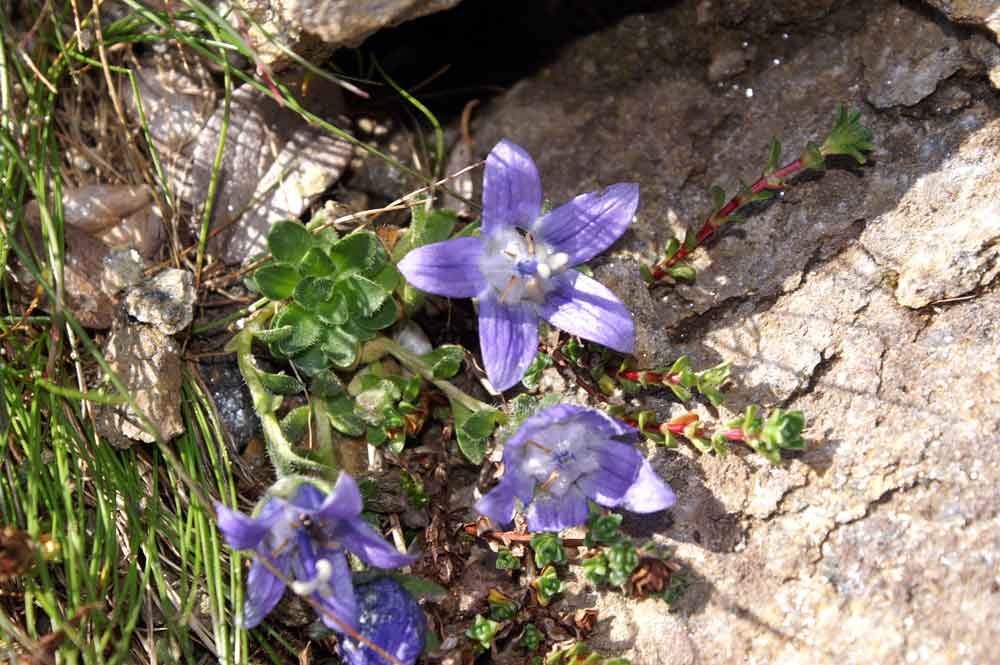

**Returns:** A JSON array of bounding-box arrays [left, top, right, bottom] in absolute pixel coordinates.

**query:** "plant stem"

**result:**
[[650, 158, 804, 281]]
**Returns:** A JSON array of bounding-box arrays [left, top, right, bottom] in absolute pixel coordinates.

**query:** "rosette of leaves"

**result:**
[[251, 221, 402, 375]]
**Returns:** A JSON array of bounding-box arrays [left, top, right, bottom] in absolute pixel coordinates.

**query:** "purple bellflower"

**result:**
[[341, 576, 427, 665], [398, 139, 639, 391], [475, 404, 676, 532], [215, 473, 414, 631]]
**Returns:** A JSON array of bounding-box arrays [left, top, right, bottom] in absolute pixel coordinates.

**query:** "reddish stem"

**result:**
[[651, 158, 804, 281], [616, 369, 681, 385]]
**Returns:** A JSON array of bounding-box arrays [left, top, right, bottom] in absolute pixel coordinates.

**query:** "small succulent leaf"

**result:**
[[419, 344, 465, 379], [298, 246, 337, 278], [324, 395, 365, 436], [319, 326, 359, 369], [313, 290, 350, 326], [289, 344, 329, 376], [272, 304, 321, 355], [253, 324, 293, 344], [452, 400, 499, 465], [309, 369, 345, 399], [682, 227, 698, 249], [765, 136, 782, 174], [279, 405, 311, 442], [257, 370, 304, 395], [267, 220, 315, 263], [710, 184, 726, 213], [663, 237, 681, 260], [667, 265, 696, 282], [255, 263, 301, 301], [339, 274, 388, 317], [357, 297, 400, 331], [329, 231, 388, 278], [531, 533, 566, 568], [293, 275, 336, 311]]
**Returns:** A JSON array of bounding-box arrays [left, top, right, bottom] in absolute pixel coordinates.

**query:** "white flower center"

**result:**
[[521, 420, 601, 498], [478, 228, 570, 306]]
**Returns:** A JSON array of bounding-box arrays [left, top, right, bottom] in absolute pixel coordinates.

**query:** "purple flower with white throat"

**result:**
[[215, 473, 414, 631], [398, 139, 638, 391], [475, 404, 676, 532]]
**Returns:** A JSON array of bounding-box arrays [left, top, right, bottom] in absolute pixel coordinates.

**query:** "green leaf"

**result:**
[[373, 263, 402, 292], [253, 324, 293, 344], [801, 141, 826, 172], [255, 263, 301, 301], [325, 395, 365, 436], [520, 352, 553, 389], [413, 208, 458, 247], [420, 345, 465, 379], [820, 105, 874, 164], [452, 401, 499, 464], [466, 614, 500, 650], [639, 264, 655, 285], [319, 326, 360, 369], [663, 237, 681, 260], [682, 227, 698, 249], [293, 275, 336, 311], [582, 552, 609, 585], [667, 265, 696, 282], [299, 246, 337, 277], [338, 274, 388, 317], [289, 345, 329, 376], [310, 369, 345, 399], [495, 548, 521, 571], [531, 532, 566, 568], [272, 304, 321, 355], [585, 511, 623, 546], [280, 405, 311, 442], [710, 185, 726, 213], [313, 290, 350, 326], [392, 574, 448, 601], [329, 231, 388, 278], [358, 297, 400, 331], [765, 136, 782, 174], [268, 220, 315, 263], [257, 370, 304, 395], [518, 624, 543, 651], [606, 540, 639, 587]]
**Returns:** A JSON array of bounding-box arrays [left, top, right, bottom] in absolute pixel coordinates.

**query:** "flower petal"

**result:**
[[332, 518, 416, 569], [397, 237, 487, 298], [243, 551, 291, 628], [316, 551, 359, 633], [621, 460, 676, 513], [478, 295, 539, 392], [482, 139, 543, 237], [541, 271, 634, 353], [215, 499, 282, 550], [475, 478, 521, 526], [315, 472, 364, 523], [575, 439, 643, 507], [533, 182, 638, 266], [342, 577, 426, 665], [289, 483, 327, 511], [526, 486, 590, 532]]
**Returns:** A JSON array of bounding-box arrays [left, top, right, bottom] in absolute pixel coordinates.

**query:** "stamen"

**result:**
[[526, 439, 553, 454], [526, 233, 536, 256], [497, 275, 518, 304], [536, 262, 552, 280], [538, 470, 560, 493], [523, 277, 545, 304]]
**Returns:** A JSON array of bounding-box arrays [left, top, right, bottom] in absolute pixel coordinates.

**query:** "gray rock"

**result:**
[[923, 0, 1000, 40], [124, 269, 195, 335], [177, 73, 351, 263], [863, 2, 967, 108], [222, 0, 464, 69], [473, 1, 1000, 662], [101, 248, 146, 297], [96, 321, 184, 448], [861, 118, 1000, 308]]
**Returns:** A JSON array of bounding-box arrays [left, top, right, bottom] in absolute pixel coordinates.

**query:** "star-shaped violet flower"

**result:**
[[398, 139, 639, 391], [475, 404, 676, 532], [215, 473, 414, 631]]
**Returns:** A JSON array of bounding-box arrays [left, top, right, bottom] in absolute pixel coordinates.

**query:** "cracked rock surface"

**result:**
[[473, 0, 1000, 662]]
